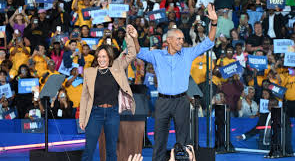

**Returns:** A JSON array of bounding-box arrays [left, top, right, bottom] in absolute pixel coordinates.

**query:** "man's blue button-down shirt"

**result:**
[[137, 37, 214, 95]]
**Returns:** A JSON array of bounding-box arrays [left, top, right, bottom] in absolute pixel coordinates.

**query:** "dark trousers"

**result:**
[[82, 106, 120, 161], [152, 96, 190, 161]]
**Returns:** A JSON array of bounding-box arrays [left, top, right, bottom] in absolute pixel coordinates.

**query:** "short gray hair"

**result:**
[[166, 29, 183, 38]]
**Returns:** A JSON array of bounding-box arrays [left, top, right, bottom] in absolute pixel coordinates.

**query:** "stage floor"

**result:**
[[1, 144, 295, 161]]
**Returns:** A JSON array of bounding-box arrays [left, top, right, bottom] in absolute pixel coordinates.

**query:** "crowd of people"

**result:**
[[0, 0, 294, 120], [0, 0, 294, 160]]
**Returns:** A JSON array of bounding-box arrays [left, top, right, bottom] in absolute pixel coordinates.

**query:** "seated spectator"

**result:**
[[9, 37, 30, 79], [50, 88, 73, 119], [65, 67, 83, 117], [63, 40, 85, 68], [24, 95, 44, 120], [0, 95, 16, 120], [238, 86, 258, 118]]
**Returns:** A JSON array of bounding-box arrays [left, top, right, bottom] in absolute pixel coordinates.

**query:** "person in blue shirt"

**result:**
[[136, 4, 218, 161]]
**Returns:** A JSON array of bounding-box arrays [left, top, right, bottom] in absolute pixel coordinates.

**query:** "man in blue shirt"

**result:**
[[136, 4, 218, 161]]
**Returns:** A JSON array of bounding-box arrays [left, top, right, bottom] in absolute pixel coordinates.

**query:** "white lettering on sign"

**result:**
[[249, 58, 266, 64], [272, 86, 280, 93], [224, 64, 237, 74], [270, 0, 284, 5]]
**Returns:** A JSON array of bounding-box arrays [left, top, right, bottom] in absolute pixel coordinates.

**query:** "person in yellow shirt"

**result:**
[[216, 46, 236, 67], [80, 44, 94, 69], [97, 29, 120, 51], [39, 60, 60, 91], [65, 67, 83, 116], [9, 39, 30, 79], [190, 54, 215, 85], [29, 44, 50, 78], [71, 0, 93, 27]]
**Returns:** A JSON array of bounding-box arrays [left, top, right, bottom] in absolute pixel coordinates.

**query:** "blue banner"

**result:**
[[108, 4, 129, 18], [81, 38, 99, 50], [82, 7, 100, 20], [247, 55, 268, 70], [284, 52, 295, 67], [273, 39, 294, 53], [145, 9, 168, 24], [219, 61, 243, 79], [267, 0, 286, 9], [0, 84, 12, 98], [18, 78, 39, 94], [90, 9, 111, 24], [268, 83, 287, 99], [35, 0, 54, 3], [21, 119, 44, 133], [110, 0, 124, 4], [90, 28, 104, 38]]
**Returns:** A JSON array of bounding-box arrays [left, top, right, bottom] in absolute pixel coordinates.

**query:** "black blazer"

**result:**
[[262, 13, 285, 39]]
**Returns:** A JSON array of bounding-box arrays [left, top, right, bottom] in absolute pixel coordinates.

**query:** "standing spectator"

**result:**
[[213, 34, 230, 59], [221, 75, 244, 117], [261, 9, 285, 39], [50, 88, 73, 119], [246, 22, 269, 53], [216, 46, 236, 67], [65, 67, 83, 117], [0, 50, 6, 64], [190, 20, 207, 46], [11, 65, 33, 119], [23, 16, 47, 51], [39, 60, 60, 91], [81, 25, 91, 38], [230, 28, 245, 48], [216, 9, 234, 38], [9, 9, 28, 36], [238, 86, 258, 118], [97, 29, 120, 51], [50, 0, 72, 33], [233, 43, 248, 68], [160, 0, 181, 20], [7, 29, 30, 49], [63, 40, 85, 68], [50, 41, 64, 71], [9, 37, 30, 78], [38, 9, 50, 38], [72, 0, 93, 28], [29, 44, 49, 77], [237, 13, 252, 40], [81, 44, 94, 69], [65, 28, 87, 51]]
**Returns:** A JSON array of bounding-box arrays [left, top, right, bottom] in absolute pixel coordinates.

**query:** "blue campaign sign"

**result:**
[[145, 9, 168, 24], [248, 55, 268, 70], [90, 28, 104, 38], [259, 99, 270, 113], [0, 84, 12, 98], [82, 38, 99, 50], [284, 52, 295, 67], [108, 4, 129, 18], [2, 108, 17, 120], [219, 61, 243, 79], [268, 83, 287, 99], [267, 0, 286, 9], [90, 9, 111, 24], [18, 78, 39, 94], [111, 0, 124, 4], [274, 39, 294, 53], [82, 7, 100, 20]]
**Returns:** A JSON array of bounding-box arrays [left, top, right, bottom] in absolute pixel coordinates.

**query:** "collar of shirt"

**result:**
[[163, 47, 182, 56]]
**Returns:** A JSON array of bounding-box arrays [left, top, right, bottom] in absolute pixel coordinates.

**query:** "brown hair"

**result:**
[[91, 45, 115, 67]]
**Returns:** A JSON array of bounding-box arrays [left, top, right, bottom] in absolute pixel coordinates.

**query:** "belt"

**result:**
[[158, 92, 186, 99], [98, 104, 113, 108]]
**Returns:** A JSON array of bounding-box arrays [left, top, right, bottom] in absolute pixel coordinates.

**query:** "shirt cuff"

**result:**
[[242, 134, 246, 140]]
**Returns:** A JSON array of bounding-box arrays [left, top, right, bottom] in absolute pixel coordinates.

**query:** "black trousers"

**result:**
[[152, 96, 190, 161]]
